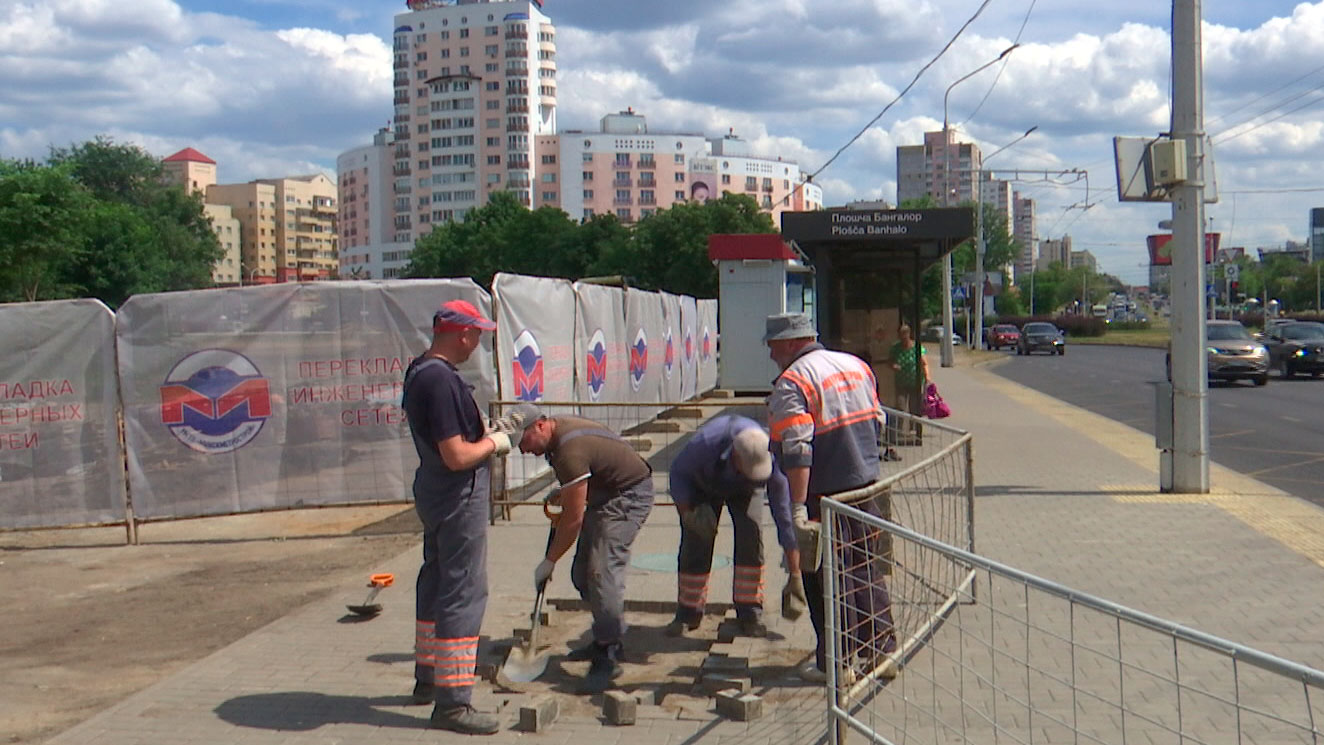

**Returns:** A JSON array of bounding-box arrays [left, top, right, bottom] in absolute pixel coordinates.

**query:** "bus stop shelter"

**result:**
[[780, 207, 975, 411]]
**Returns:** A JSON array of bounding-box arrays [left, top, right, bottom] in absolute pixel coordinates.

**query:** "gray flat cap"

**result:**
[[763, 313, 818, 342]]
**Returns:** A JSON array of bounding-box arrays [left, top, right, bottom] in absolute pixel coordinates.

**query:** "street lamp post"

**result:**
[[940, 44, 1018, 367], [970, 126, 1038, 350]]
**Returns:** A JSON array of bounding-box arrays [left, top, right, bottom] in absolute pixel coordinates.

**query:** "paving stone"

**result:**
[[699, 674, 751, 695], [701, 655, 749, 674], [603, 690, 637, 725], [518, 696, 559, 732], [715, 689, 764, 721]]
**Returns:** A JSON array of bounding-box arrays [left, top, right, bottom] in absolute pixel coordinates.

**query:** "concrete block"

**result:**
[[715, 690, 764, 721], [701, 655, 749, 674], [474, 662, 499, 682], [513, 628, 532, 643], [708, 642, 737, 657], [716, 621, 738, 643], [537, 608, 554, 626], [634, 420, 683, 433], [700, 674, 751, 695], [518, 696, 559, 732], [603, 690, 637, 726], [632, 688, 664, 706]]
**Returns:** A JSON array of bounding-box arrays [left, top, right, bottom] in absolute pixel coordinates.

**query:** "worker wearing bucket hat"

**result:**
[[667, 415, 802, 639]]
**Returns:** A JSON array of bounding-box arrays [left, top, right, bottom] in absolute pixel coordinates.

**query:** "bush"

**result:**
[[1052, 315, 1108, 337], [1105, 320, 1151, 331]]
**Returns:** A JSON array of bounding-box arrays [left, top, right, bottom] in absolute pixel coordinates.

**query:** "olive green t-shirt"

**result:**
[[546, 416, 651, 495]]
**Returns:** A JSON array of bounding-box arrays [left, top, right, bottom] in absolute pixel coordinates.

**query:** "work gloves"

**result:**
[[486, 431, 512, 456], [487, 414, 520, 435], [793, 504, 821, 572], [680, 503, 720, 543], [781, 573, 808, 621], [533, 558, 555, 591]]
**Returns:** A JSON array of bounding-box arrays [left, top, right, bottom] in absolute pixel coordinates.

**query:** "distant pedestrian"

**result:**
[[764, 312, 897, 683], [509, 403, 655, 694], [667, 415, 802, 639], [402, 299, 512, 736], [889, 324, 930, 417]]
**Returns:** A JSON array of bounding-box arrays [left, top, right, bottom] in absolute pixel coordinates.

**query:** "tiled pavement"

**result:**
[[40, 357, 1324, 744]]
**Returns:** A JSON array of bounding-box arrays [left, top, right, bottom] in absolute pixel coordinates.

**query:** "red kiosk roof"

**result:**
[[707, 234, 797, 261]]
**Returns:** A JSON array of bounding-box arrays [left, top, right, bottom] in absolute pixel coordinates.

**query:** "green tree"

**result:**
[[0, 161, 92, 302]]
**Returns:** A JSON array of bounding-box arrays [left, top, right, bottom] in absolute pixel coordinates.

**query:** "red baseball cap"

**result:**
[[433, 299, 497, 331]]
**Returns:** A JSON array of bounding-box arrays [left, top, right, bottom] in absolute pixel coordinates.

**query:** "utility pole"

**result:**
[[1169, 0, 1209, 493]]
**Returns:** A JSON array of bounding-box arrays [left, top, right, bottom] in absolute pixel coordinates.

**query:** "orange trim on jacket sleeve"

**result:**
[[769, 412, 815, 441], [777, 368, 821, 415]]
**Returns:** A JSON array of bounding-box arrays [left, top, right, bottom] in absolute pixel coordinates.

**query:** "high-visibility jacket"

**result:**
[[767, 342, 882, 498]]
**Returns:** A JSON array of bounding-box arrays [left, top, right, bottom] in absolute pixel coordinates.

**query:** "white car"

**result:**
[[920, 326, 963, 345]]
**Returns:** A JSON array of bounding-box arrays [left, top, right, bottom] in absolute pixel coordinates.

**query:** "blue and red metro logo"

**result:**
[[684, 327, 694, 363], [628, 328, 648, 393], [701, 325, 712, 362], [585, 328, 608, 402], [159, 349, 272, 454], [512, 329, 544, 402]]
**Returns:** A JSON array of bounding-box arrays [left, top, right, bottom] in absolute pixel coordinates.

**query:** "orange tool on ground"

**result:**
[[346, 573, 395, 617]]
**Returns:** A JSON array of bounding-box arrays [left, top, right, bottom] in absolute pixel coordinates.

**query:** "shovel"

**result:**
[[346, 573, 395, 617], [500, 519, 558, 683]]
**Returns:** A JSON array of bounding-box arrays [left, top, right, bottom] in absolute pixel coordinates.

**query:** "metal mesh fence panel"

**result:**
[[821, 500, 1324, 745]]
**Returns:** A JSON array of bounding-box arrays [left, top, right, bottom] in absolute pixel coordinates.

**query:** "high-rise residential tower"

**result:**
[[391, 0, 556, 242]]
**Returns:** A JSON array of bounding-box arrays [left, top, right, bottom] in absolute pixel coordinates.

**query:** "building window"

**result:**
[[674, 190, 685, 200], [616, 208, 631, 220], [583, 209, 595, 218], [541, 154, 557, 164], [541, 173, 556, 183], [674, 153, 685, 164], [721, 174, 731, 185], [487, 155, 501, 165], [582, 152, 593, 162], [583, 189, 594, 199], [542, 191, 556, 201], [674, 172, 686, 182], [582, 171, 593, 181], [614, 153, 630, 166]]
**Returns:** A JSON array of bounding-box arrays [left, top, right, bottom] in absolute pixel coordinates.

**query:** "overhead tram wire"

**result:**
[[1213, 91, 1324, 145], [960, 0, 1038, 125], [781, 0, 997, 207], [1204, 61, 1324, 131]]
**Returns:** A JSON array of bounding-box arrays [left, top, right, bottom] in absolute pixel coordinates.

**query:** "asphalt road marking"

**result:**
[[1247, 455, 1324, 478], [1283, 415, 1303, 423], [1211, 428, 1257, 439]]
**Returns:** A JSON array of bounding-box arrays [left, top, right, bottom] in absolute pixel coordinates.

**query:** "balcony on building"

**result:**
[[508, 177, 531, 189], [504, 47, 528, 58], [393, 164, 412, 176], [638, 195, 657, 206], [613, 197, 633, 206], [612, 177, 632, 187], [506, 103, 529, 113], [505, 28, 528, 40]]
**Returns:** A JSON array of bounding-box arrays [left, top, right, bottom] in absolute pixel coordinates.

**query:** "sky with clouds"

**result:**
[[3, 0, 1322, 285]]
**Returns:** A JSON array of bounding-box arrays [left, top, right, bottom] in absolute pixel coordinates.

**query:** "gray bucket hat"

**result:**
[[763, 313, 818, 343]]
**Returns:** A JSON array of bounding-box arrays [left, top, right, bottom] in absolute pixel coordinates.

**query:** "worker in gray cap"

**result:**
[[763, 312, 896, 683], [666, 414, 802, 639], [505, 401, 654, 694]]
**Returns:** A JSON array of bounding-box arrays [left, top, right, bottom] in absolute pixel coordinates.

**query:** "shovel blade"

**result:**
[[500, 646, 549, 683]]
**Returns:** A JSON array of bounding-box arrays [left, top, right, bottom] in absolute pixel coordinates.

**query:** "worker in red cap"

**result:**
[[402, 298, 510, 736]]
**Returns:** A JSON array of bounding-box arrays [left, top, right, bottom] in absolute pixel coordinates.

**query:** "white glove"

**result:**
[[533, 558, 555, 591], [792, 503, 810, 529], [486, 431, 511, 456], [792, 503, 822, 572]]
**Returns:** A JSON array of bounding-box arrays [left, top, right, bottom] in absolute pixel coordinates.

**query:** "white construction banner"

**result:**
[[624, 289, 665, 418], [0, 299, 125, 529], [493, 273, 576, 489], [117, 280, 493, 520], [573, 283, 630, 429], [697, 299, 719, 394], [679, 294, 699, 401], [659, 292, 684, 403]]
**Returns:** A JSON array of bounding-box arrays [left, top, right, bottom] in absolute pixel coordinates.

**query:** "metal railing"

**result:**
[[821, 499, 1324, 745]]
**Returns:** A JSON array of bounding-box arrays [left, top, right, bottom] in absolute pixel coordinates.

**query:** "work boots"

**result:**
[[429, 704, 500, 735]]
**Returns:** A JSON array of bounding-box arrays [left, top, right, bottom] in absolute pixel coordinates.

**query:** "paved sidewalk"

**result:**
[[40, 359, 1324, 744]]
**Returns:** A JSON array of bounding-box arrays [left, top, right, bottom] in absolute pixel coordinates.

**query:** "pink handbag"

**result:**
[[924, 382, 951, 419]]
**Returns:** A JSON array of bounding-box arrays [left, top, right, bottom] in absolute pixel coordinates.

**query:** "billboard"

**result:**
[[1146, 233, 1221, 266]]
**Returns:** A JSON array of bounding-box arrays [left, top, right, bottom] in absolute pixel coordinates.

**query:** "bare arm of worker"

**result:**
[[783, 546, 802, 575], [545, 478, 588, 563], [436, 433, 499, 471], [785, 465, 811, 507]]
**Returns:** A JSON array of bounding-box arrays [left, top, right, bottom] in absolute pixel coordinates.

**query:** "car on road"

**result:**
[[1260, 321, 1324, 378], [988, 324, 1021, 350], [1167, 319, 1268, 386], [920, 326, 963, 345], [1017, 322, 1065, 355]]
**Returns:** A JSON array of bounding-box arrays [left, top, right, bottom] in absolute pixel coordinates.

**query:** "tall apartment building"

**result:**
[[161, 148, 241, 285], [391, 0, 556, 241], [1012, 193, 1036, 280], [1070, 249, 1097, 273], [207, 175, 338, 284], [338, 127, 412, 278], [896, 129, 984, 206], [1039, 236, 1072, 270]]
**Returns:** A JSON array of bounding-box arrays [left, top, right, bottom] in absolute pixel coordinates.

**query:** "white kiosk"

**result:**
[[707, 234, 815, 393]]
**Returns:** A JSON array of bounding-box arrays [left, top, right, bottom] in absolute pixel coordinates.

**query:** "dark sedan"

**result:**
[[1018, 322, 1065, 356], [1262, 321, 1324, 378]]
